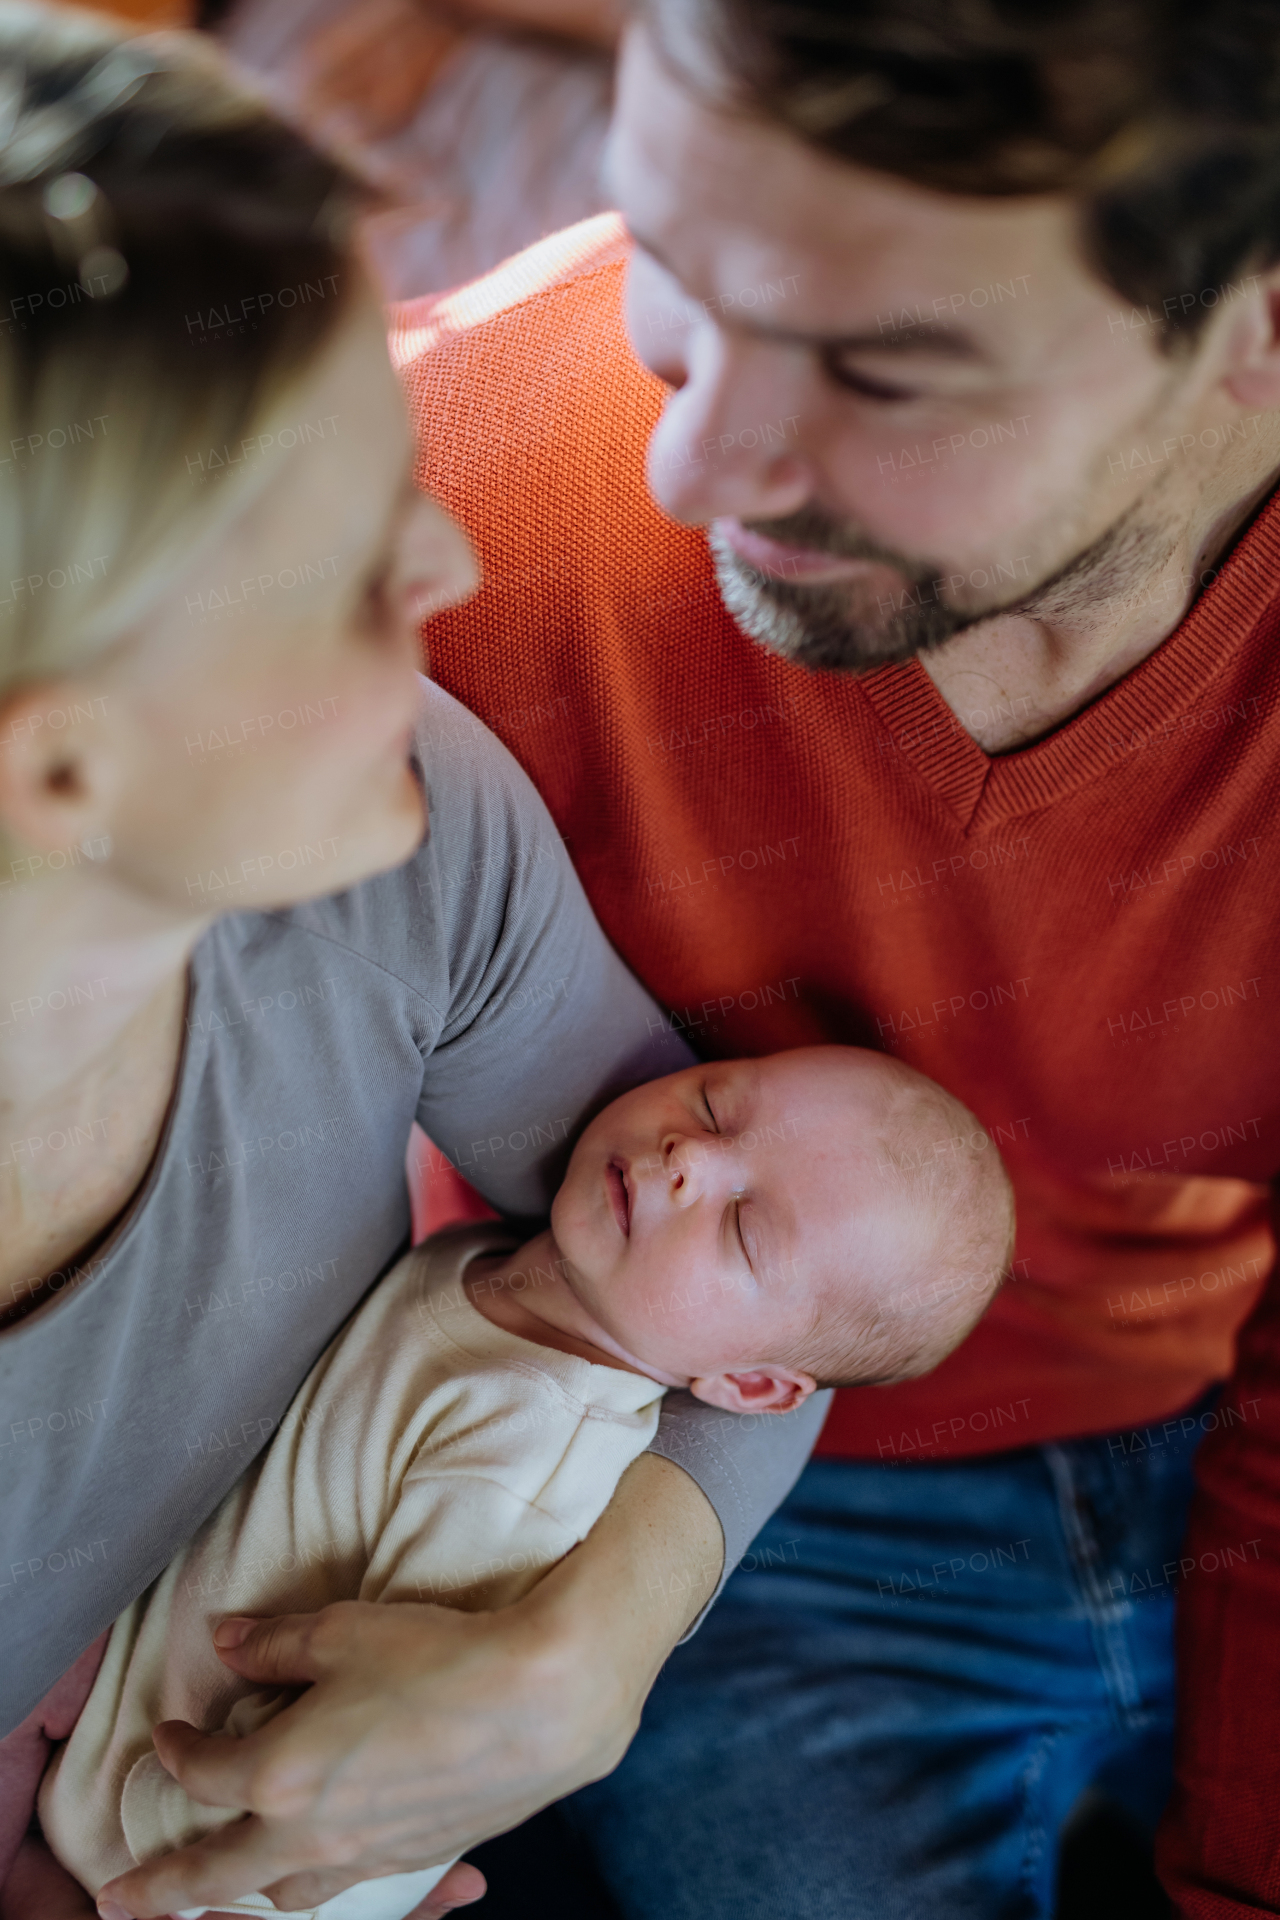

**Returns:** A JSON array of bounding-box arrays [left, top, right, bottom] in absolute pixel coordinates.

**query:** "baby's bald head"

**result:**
[[549, 1043, 1015, 1417], [787, 1053, 1015, 1389]]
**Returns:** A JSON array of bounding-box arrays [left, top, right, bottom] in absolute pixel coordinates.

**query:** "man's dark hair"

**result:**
[[657, 0, 1280, 348]]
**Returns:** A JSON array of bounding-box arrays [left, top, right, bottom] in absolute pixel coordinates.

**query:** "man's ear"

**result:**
[[0, 679, 115, 856], [689, 1367, 816, 1415], [1220, 270, 1280, 411]]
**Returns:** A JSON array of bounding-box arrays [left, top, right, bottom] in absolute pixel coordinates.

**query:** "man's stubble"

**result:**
[[708, 451, 1186, 677]]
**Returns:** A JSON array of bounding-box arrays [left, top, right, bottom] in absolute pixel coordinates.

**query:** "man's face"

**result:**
[[606, 22, 1245, 670]]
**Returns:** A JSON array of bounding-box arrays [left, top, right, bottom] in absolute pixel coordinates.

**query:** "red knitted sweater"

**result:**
[[393, 216, 1280, 1915]]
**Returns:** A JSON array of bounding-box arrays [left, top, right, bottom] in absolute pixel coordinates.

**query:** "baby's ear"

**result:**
[[689, 1368, 816, 1415]]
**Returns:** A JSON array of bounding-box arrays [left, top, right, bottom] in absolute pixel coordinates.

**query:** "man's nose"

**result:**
[[646, 326, 817, 526]]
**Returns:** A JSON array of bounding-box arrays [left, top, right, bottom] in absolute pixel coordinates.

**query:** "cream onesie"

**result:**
[[39, 1224, 665, 1920]]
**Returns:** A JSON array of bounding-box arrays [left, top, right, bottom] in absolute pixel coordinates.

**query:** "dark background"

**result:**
[[466, 1790, 1173, 1917]]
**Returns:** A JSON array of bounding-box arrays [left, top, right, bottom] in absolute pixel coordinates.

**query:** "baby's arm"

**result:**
[[115, 1685, 295, 1867], [98, 1443, 638, 1877], [361, 1469, 590, 1613]]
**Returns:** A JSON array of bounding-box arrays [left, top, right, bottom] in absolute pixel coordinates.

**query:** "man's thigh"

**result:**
[[562, 1431, 1197, 1920]]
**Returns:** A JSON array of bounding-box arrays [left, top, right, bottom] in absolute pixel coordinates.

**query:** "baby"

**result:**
[[39, 1045, 1014, 1920]]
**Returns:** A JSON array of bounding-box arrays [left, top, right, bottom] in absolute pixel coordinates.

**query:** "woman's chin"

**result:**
[[350, 812, 427, 891], [268, 786, 427, 909], [354, 778, 430, 880]]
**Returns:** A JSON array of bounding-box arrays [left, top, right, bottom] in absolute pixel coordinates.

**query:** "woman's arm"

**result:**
[[98, 692, 827, 1914], [649, 1386, 832, 1629], [98, 1456, 720, 1917]]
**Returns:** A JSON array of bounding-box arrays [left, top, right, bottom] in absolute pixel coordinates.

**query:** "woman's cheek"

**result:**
[[286, 673, 411, 804]]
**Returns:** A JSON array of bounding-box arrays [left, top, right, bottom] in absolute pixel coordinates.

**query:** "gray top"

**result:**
[[0, 681, 825, 1734]]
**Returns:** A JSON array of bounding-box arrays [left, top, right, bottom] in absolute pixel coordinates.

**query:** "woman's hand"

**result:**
[[191, 1871, 486, 1920], [95, 1457, 722, 1918]]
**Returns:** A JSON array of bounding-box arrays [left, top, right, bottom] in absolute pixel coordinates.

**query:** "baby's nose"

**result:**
[[663, 1132, 706, 1203]]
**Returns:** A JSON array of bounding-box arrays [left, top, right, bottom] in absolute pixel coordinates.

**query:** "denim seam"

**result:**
[[1018, 1724, 1063, 1916], [1042, 1443, 1145, 1726]]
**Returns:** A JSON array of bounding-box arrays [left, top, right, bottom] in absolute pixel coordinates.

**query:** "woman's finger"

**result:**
[[211, 1609, 338, 1684], [410, 1862, 488, 1917], [97, 1815, 298, 1920], [146, 1710, 325, 1824], [148, 1719, 254, 1807]]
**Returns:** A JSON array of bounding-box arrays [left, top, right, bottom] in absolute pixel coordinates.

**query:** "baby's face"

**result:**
[[550, 1048, 900, 1401]]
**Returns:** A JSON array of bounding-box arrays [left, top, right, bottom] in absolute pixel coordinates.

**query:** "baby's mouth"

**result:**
[[605, 1159, 631, 1237]]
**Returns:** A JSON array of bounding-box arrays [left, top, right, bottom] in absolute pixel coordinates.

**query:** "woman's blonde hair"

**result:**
[[0, 2, 367, 703]]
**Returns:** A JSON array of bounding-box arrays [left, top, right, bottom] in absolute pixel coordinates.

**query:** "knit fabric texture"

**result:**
[[392, 216, 1280, 1908]]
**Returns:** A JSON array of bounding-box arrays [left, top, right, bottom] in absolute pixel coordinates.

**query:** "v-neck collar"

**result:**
[[854, 483, 1280, 834]]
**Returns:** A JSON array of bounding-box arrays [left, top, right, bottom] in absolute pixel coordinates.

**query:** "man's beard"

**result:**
[[709, 494, 1173, 674], [708, 509, 971, 671]]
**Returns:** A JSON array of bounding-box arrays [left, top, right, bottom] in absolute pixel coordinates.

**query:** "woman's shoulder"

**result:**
[[409, 674, 561, 844], [409, 675, 573, 901]]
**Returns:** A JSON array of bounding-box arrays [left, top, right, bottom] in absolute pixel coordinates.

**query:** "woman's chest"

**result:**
[[0, 986, 186, 1325], [0, 945, 432, 1728]]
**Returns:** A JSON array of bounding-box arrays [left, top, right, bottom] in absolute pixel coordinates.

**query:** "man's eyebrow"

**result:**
[[626, 225, 988, 361], [828, 324, 986, 361]]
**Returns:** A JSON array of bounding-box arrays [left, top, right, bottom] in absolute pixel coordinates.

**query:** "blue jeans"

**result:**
[[562, 1405, 1213, 1919]]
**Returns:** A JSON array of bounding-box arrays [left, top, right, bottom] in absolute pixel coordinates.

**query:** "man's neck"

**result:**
[[921, 440, 1280, 754]]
